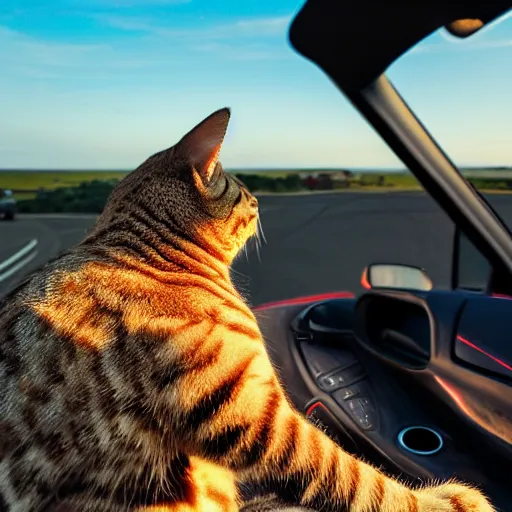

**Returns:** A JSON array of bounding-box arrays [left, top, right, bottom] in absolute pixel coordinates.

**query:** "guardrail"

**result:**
[[0, 238, 39, 284]]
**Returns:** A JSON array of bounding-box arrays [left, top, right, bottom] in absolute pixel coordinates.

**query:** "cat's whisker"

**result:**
[[255, 225, 262, 250], [230, 266, 247, 278], [255, 237, 261, 262], [257, 215, 267, 244]]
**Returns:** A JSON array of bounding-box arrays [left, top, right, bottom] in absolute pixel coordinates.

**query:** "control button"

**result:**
[[335, 386, 358, 401], [345, 397, 376, 430], [300, 342, 358, 378], [332, 380, 369, 403], [318, 363, 365, 392], [318, 374, 340, 391]]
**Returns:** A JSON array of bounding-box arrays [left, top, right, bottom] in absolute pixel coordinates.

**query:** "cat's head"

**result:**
[[99, 108, 260, 264]]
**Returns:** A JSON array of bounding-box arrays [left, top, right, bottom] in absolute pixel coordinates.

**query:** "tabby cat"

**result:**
[[0, 108, 496, 512]]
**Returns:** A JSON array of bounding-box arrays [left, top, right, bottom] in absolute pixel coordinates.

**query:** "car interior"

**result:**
[[250, 1, 512, 510]]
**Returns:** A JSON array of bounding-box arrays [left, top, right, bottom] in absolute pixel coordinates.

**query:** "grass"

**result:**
[[13, 191, 39, 200], [378, 173, 421, 189], [0, 170, 129, 197], [234, 169, 337, 178], [1, 168, 510, 199], [0, 169, 310, 198]]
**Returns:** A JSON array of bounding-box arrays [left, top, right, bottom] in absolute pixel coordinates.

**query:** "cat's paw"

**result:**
[[417, 481, 495, 512]]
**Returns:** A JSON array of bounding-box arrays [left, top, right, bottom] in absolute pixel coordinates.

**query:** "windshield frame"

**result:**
[[289, 5, 512, 284], [359, 75, 512, 282]]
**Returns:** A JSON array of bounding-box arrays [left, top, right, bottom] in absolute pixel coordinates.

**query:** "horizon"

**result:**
[[2, 165, 512, 174], [1, 3, 511, 169]]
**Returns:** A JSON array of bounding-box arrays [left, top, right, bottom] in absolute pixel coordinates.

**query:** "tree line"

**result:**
[[15, 173, 510, 214]]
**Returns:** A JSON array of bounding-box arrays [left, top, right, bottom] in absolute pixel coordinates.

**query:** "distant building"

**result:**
[[302, 170, 354, 190]]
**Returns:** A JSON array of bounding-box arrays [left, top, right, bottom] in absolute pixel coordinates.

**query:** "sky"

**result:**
[[0, 1, 511, 170]]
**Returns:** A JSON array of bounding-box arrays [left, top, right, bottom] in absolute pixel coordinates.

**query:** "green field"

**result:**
[[0, 170, 129, 189], [235, 169, 338, 178], [0, 170, 130, 199], [376, 173, 419, 188], [0, 167, 511, 199], [0, 169, 414, 198]]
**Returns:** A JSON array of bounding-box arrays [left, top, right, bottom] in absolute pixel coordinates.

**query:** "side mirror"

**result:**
[[361, 263, 433, 291]]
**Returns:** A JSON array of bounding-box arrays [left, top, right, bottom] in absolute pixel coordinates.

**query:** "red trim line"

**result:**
[[252, 291, 354, 311], [457, 334, 512, 372], [306, 401, 328, 417], [361, 269, 371, 290], [491, 293, 512, 300]]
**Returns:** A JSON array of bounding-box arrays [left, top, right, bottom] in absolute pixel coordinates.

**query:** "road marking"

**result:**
[[0, 239, 38, 283], [0, 251, 39, 283]]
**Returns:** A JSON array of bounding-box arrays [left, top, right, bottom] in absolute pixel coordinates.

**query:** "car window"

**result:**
[[387, 11, 512, 293], [2, 2, 506, 303], [387, 12, 512, 229]]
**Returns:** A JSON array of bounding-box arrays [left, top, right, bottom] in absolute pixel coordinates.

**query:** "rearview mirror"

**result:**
[[361, 263, 433, 291]]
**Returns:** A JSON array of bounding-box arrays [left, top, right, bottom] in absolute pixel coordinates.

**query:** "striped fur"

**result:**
[[0, 108, 496, 511]]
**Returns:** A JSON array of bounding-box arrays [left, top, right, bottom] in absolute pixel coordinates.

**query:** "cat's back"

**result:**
[[0, 247, 197, 509], [0, 250, 108, 508], [0, 249, 115, 438], [0, 245, 188, 409], [1, 242, 249, 400], [0, 248, 110, 363], [0, 243, 248, 447]]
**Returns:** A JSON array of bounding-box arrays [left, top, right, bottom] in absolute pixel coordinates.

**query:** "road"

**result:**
[[2, 191, 512, 306]]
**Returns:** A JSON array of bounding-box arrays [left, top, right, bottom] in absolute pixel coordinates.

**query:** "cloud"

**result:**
[[192, 41, 292, 61], [0, 16, 293, 89], [86, 13, 294, 60], [0, 26, 108, 67], [93, 15, 156, 32], [0, 10, 295, 86], [229, 16, 292, 36], [411, 35, 512, 54], [0, 25, 158, 81], [96, 14, 293, 39]]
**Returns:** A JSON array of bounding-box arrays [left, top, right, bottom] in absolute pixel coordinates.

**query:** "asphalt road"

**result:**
[[2, 191, 512, 306]]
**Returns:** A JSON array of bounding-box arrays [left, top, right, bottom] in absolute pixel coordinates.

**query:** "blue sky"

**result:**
[[0, 1, 511, 170]]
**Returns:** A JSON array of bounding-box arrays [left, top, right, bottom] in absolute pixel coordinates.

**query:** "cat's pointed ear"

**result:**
[[179, 107, 231, 184]]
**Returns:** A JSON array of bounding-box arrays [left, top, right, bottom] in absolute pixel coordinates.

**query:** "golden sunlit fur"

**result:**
[[0, 108, 496, 511]]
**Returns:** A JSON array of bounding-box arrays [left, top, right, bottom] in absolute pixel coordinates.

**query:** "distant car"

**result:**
[[0, 189, 16, 220]]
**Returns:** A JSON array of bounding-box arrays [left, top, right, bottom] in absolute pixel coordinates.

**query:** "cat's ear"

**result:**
[[179, 107, 231, 184]]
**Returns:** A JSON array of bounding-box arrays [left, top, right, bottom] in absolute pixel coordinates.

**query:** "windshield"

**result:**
[[0, 2, 509, 303], [387, 11, 512, 228]]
